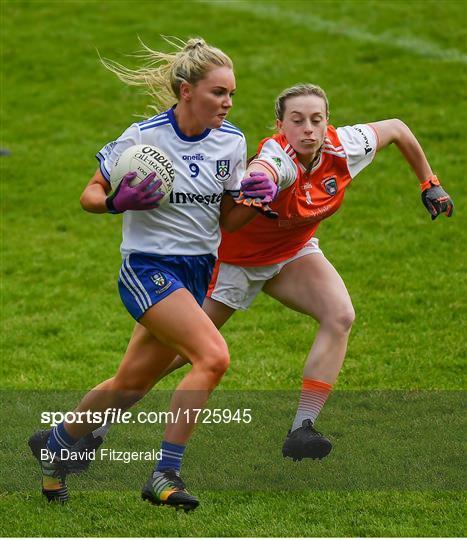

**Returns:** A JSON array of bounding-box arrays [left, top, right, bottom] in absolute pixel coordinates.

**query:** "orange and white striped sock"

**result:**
[[291, 378, 333, 431]]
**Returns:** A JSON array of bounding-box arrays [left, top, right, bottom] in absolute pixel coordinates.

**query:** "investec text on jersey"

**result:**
[[169, 191, 223, 205]]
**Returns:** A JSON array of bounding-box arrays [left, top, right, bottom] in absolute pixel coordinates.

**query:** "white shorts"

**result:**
[[209, 238, 322, 310]]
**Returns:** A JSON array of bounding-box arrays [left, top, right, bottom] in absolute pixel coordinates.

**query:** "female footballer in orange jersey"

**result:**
[[170, 83, 454, 460]]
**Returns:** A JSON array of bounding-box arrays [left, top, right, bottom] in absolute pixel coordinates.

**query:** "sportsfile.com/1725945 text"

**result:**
[[40, 407, 253, 427]]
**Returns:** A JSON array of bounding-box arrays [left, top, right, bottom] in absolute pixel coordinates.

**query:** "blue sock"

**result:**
[[155, 440, 186, 473], [47, 422, 78, 454]]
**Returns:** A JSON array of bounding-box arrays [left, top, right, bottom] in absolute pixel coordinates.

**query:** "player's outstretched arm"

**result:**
[[369, 119, 454, 219]]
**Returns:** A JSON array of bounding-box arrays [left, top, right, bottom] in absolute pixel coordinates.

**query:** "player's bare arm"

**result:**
[[369, 119, 454, 219], [246, 162, 276, 180], [80, 169, 110, 213], [369, 119, 433, 180], [219, 193, 258, 232]]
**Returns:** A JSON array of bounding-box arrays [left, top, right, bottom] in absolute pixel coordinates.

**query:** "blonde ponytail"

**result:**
[[100, 36, 233, 114]]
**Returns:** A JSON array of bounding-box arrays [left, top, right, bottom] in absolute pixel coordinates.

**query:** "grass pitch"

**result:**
[[1, 0, 466, 536]]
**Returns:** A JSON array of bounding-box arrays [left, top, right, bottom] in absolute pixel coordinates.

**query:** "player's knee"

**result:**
[[195, 338, 230, 380], [321, 303, 355, 334], [334, 304, 355, 333], [110, 376, 150, 408]]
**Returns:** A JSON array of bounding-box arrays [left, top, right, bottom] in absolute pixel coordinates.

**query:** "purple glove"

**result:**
[[240, 172, 278, 203], [106, 171, 164, 214]]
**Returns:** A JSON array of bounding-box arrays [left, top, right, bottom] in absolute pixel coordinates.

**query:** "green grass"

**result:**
[[1, 0, 466, 536], [2, 491, 464, 537]]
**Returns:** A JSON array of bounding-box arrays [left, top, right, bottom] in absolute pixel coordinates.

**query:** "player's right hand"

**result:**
[[240, 172, 278, 203], [421, 176, 454, 220], [235, 172, 279, 219], [106, 171, 164, 213]]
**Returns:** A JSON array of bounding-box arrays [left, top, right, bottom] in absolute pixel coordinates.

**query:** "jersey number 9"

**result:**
[[189, 163, 200, 178]]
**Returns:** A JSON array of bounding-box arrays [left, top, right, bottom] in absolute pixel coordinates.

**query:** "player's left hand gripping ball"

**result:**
[[236, 172, 279, 219], [421, 175, 454, 220], [106, 172, 164, 214]]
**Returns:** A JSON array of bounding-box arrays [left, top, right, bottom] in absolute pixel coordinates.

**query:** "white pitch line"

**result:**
[[199, 0, 467, 65]]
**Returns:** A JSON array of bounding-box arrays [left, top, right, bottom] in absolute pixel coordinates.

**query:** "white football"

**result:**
[[110, 144, 175, 204]]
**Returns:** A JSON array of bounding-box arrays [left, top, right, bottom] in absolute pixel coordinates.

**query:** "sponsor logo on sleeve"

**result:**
[[353, 126, 373, 155], [103, 141, 117, 154], [272, 157, 282, 169]]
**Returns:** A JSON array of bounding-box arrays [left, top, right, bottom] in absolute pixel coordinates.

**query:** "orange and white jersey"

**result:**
[[219, 124, 378, 266]]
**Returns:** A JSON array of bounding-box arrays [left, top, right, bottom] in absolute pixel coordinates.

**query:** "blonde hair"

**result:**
[[275, 83, 330, 120], [101, 36, 233, 113]]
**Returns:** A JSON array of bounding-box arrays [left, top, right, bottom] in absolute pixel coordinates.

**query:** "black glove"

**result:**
[[421, 176, 453, 220]]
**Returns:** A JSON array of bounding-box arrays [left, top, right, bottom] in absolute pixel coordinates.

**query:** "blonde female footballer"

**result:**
[[28, 37, 275, 510]]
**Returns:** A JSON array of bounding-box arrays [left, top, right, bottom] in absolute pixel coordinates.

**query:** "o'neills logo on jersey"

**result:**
[[169, 192, 223, 205], [182, 154, 205, 161]]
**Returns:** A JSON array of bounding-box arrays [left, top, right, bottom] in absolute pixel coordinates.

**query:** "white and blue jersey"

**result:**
[[96, 107, 246, 320], [96, 107, 246, 258]]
